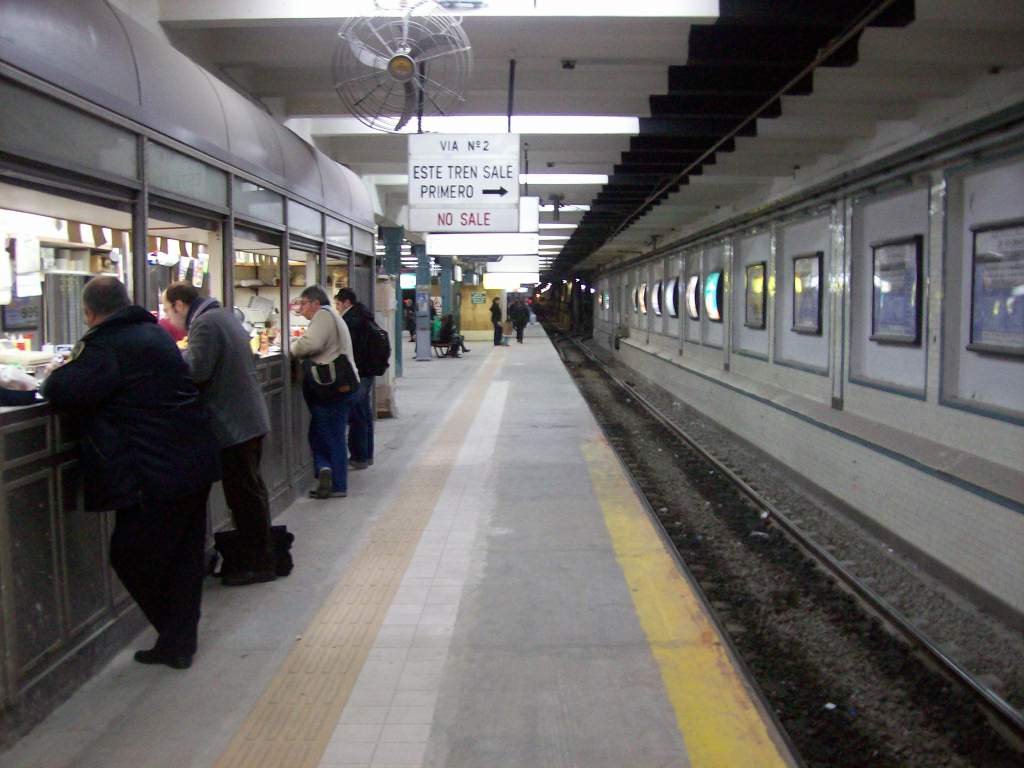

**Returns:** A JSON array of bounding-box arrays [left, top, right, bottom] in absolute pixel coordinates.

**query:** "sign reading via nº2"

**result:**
[[408, 133, 520, 233]]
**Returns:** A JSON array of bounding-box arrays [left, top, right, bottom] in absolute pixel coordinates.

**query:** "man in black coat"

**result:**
[[490, 296, 503, 346], [163, 282, 275, 586], [335, 287, 375, 469], [43, 277, 220, 670], [509, 299, 530, 343]]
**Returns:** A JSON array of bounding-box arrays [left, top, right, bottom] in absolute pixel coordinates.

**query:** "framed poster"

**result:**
[[792, 252, 823, 335], [665, 277, 679, 318], [969, 219, 1024, 356], [685, 275, 700, 320], [870, 235, 922, 344], [744, 261, 766, 329], [704, 271, 723, 322]]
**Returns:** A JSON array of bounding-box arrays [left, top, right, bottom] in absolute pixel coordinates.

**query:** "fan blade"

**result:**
[[395, 81, 417, 131], [346, 36, 390, 70]]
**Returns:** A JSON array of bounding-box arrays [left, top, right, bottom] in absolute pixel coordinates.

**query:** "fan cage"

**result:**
[[334, 0, 472, 132]]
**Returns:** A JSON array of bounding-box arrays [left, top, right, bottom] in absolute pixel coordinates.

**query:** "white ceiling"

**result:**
[[155, 0, 1024, 276]]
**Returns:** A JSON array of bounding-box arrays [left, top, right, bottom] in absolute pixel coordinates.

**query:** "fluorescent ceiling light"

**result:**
[[539, 223, 578, 230], [538, 235, 571, 241], [488, 255, 539, 273], [288, 116, 639, 137], [519, 196, 539, 233], [164, 1, 716, 21], [539, 204, 590, 212], [520, 174, 608, 185], [483, 272, 540, 290], [426, 232, 538, 256]]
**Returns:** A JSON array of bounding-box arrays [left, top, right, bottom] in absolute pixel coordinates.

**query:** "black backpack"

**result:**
[[363, 318, 391, 376]]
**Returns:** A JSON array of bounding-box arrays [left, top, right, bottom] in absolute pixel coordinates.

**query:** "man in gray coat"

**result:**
[[163, 282, 276, 586]]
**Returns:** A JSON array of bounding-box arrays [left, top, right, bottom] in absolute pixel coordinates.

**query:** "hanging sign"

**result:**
[[408, 133, 520, 233]]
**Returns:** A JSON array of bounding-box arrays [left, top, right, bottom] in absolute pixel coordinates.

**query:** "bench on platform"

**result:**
[[431, 340, 452, 358]]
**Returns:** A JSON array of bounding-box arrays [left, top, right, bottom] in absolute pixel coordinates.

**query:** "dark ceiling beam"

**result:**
[[667, 65, 812, 96], [650, 94, 782, 119], [629, 135, 733, 152], [549, 0, 919, 278], [715, 0, 914, 28], [619, 151, 713, 165], [614, 164, 704, 176], [638, 117, 756, 137], [688, 26, 862, 68]]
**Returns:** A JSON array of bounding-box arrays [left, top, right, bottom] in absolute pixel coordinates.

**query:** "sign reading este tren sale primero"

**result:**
[[408, 134, 520, 233]]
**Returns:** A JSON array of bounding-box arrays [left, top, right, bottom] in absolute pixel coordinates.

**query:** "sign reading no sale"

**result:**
[[408, 133, 521, 233]]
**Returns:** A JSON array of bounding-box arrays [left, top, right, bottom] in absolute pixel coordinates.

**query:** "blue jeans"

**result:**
[[348, 375, 375, 463], [307, 394, 353, 492]]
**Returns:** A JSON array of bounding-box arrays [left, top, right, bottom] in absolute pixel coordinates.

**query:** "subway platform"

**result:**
[[2, 326, 796, 768]]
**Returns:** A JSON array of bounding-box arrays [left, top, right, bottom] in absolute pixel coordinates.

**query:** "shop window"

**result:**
[[286, 248, 320, 349], [147, 206, 222, 315], [0, 181, 133, 357], [0, 80, 137, 181], [233, 227, 282, 358], [148, 143, 228, 208], [326, 217, 352, 250], [326, 250, 350, 297], [233, 179, 283, 226], [288, 200, 323, 241]]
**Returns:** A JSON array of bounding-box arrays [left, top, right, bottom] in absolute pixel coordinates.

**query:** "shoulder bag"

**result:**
[[303, 310, 358, 403]]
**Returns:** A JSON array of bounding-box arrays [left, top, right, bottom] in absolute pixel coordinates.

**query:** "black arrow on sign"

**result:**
[[482, 186, 508, 197]]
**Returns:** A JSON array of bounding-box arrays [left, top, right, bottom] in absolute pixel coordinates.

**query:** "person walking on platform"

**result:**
[[162, 282, 276, 587], [490, 296, 503, 346], [334, 287, 381, 470], [291, 286, 359, 499], [509, 298, 530, 343], [43, 277, 220, 670]]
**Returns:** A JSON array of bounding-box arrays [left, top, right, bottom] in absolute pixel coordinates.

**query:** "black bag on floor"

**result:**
[[214, 525, 295, 578]]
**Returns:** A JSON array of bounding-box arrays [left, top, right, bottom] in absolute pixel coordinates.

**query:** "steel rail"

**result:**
[[554, 330, 1024, 745]]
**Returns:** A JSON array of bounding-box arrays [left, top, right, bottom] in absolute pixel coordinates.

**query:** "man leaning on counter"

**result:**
[[42, 276, 221, 670]]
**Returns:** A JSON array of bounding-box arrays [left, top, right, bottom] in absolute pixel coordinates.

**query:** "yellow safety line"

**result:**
[[582, 439, 795, 768], [214, 350, 505, 768]]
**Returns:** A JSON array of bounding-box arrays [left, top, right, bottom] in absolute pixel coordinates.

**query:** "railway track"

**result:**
[[550, 327, 1023, 768]]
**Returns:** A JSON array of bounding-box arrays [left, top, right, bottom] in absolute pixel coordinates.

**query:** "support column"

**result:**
[[438, 256, 453, 316], [414, 243, 432, 361], [381, 226, 404, 378]]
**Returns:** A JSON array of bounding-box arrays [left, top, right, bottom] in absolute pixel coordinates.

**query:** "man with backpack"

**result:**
[[334, 288, 390, 470]]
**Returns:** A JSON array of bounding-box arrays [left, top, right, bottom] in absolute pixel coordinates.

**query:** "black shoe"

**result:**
[[315, 467, 332, 499], [309, 488, 346, 498], [134, 647, 192, 670], [349, 459, 370, 470], [222, 569, 277, 587]]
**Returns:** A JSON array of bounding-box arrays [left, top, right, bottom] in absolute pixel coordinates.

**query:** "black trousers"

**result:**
[[514, 323, 525, 342], [111, 486, 211, 656], [221, 436, 274, 572], [493, 321, 503, 345]]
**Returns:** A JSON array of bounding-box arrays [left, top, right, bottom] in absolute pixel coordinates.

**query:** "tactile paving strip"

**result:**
[[214, 352, 504, 768]]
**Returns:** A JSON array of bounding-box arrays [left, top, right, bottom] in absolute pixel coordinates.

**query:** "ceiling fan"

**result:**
[[334, 0, 473, 132]]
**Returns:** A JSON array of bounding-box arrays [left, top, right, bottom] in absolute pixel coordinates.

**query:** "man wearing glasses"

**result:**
[[290, 286, 359, 499]]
